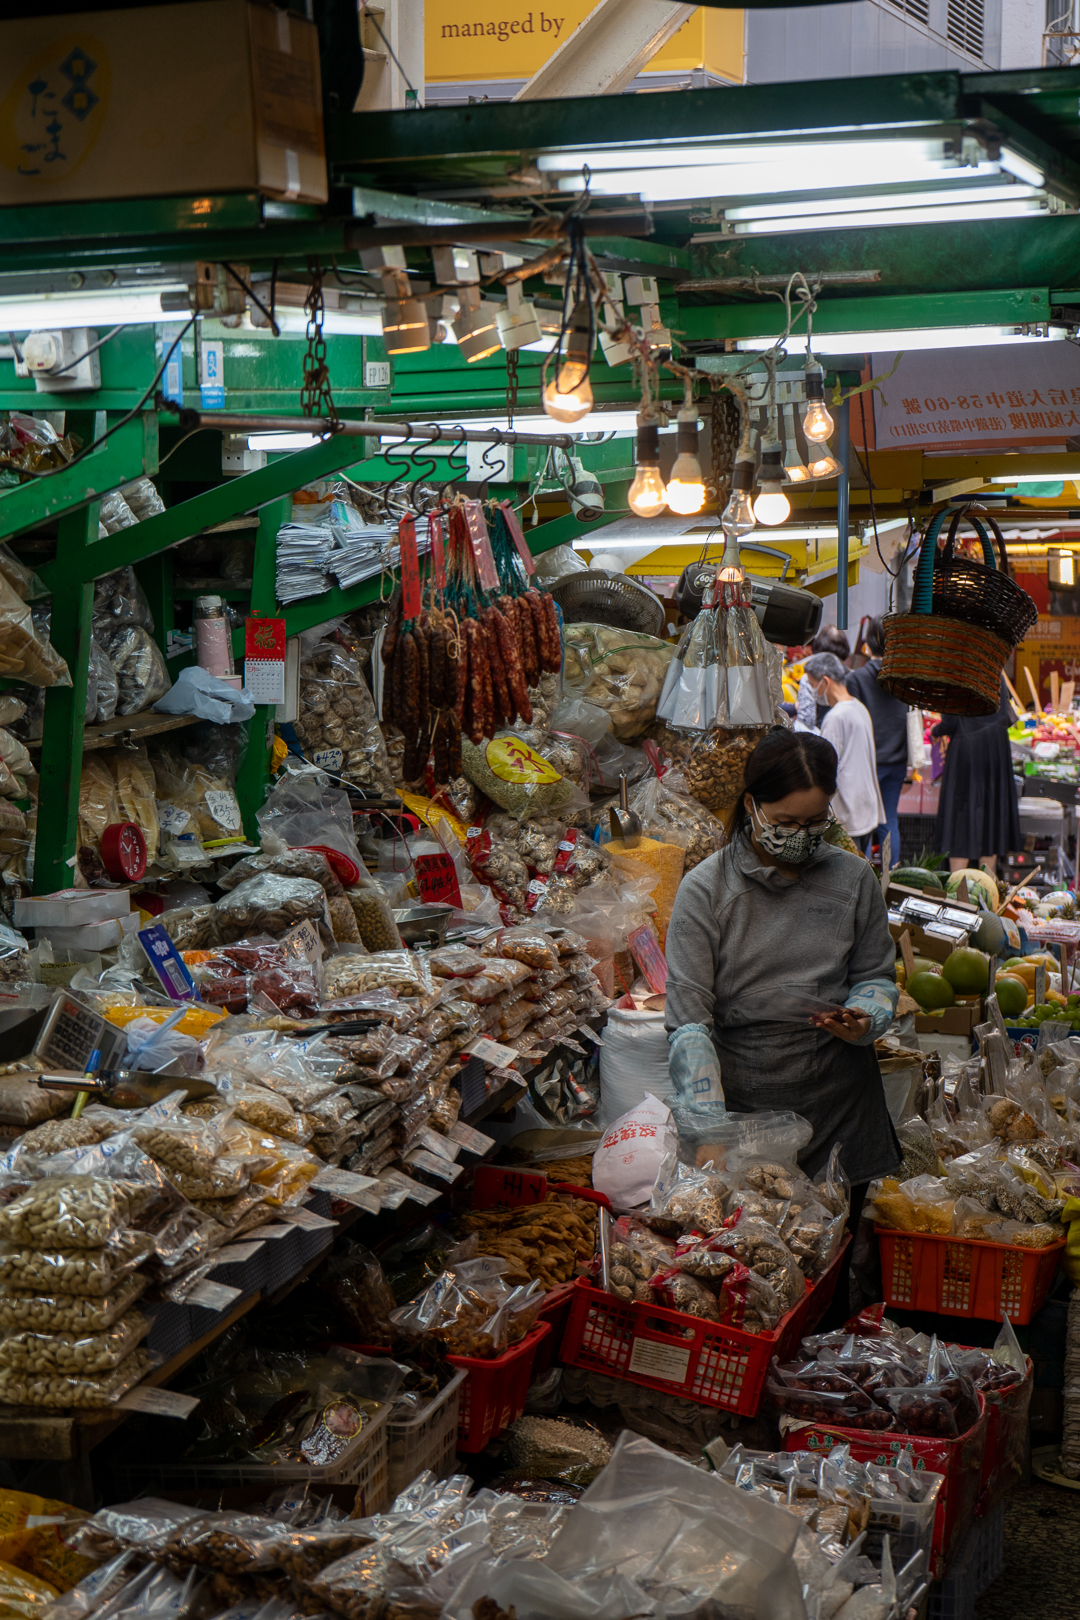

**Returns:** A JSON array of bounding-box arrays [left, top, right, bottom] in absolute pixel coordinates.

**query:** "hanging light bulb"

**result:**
[[717, 459, 755, 580], [802, 362, 835, 442], [379, 271, 430, 355], [782, 401, 810, 482], [627, 416, 667, 517], [751, 438, 791, 525], [807, 444, 842, 479], [557, 299, 593, 390], [542, 372, 593, 423], [666, 406, 706, 515]]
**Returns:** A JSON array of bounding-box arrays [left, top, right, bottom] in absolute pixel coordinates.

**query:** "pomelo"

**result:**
[[942, 946, 990, 994], [973, 912, 1008, 956], [946, 868, 1000, 909], [910, 956, 940, 978], [908, 972, 956, 1010], [994, 975, 1028, 1018]]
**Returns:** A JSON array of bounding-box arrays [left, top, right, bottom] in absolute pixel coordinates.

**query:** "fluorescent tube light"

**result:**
[[727, 198, 1048, 233], [723, 181, 1038, 222], [565, 161, 1003, 202], [999, 146, 1045, 188], [738, 326, 1066, 353], [0, 289, 189, 330], [538, 137, 951, 173]]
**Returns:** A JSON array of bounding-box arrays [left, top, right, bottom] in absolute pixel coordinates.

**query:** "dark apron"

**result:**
[[714, 1020, 901, 1187]]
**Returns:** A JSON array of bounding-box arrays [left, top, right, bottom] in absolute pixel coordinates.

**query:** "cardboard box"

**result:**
[[0, 1, 326, 206], [914, 1003, 982, 1036]]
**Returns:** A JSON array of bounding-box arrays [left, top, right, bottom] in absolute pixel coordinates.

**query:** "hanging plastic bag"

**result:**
[[88, 640, 118, 724], [562, 623, 676, 739], [0, 578, 70, 687]]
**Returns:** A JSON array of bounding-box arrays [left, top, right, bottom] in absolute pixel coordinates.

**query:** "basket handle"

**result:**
[[944, 508, 998, 571], [910, 510, 948, 615], [978, 509, 1011, 574]]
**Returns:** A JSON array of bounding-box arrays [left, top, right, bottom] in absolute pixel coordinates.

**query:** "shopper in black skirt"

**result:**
[[931, 678, 1020, 875]]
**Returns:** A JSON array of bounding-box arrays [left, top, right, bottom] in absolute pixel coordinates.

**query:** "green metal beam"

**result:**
[[678, 286, 1051, 342], [0, 415, 157, 544]]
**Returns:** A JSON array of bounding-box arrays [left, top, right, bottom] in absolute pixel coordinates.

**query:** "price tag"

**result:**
[[212, 1242, 264, 1265], [449, 1121, 496, 1155], [205, 789, 242, 832], [463, 499, 500, 592], [472, 1164, 547, 1209], [242, 1225, 294, 1240], [383, 1169, 441, 1205], [156, 801, 191, 834], [418, 1125, 460, 1161], [499, 500, 536, 575], [188, 1280, 242, 1309], [575, 1024, 605, 1046], [281, 919, 322, 967], [116, 1386, 201, 1419], [414, 852, 462, 909], [429, 513, 447, 591], [314, 1167, 381, 1202], [280, 1206, 337, 1231], [399, 514, 422, 617], [137, 923, 196, 1002], [465, 1035, 520, 1068], [404, 1148, 464, 1182]]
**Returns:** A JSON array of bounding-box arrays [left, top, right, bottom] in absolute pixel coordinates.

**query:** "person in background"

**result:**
[[797, 626, 851, 730], [804, 652, 884, 848], [844, 617, 909, 862], [932, 677, 1020, 876]]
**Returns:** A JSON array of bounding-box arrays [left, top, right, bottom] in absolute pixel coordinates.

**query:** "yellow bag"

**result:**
[[1062, 1195, 1080, 1285], [0, 1492, 94, 1594], [0, 1558, 59, 1620]]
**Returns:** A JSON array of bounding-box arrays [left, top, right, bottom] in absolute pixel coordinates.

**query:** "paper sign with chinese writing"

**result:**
[[472, 1165, 547, 1209], [872, 344, 1080, 453], [245, 616, 287, 705]]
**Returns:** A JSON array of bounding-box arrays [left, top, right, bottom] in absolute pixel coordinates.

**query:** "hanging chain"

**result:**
[[300, 259, 338, 423], [505, 349, 520, 431], [708, 389, 741, 511]]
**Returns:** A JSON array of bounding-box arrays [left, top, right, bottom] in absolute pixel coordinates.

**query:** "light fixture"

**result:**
[[752, 438, 791, 525], [542, 373, 594, 423], [557, 299, 594, 390], [452, 286, 501, 362], [496, 281, 542, 349], [722, 182, 1039, 225], [738, 324, 1069, 354], [0, 289, 189, 330], [725, 197, 1048, 234], [380, 271, 430, 355], [807, 444, 842, 479], [999, 146, 1045, 188], [782, 402, 810, 482], [666, 404, 706, 515], [1049, 547, 1077, 588], [627, 416, 667, 517], [802, 364, 834, 442], [717, 459, 756, 583]]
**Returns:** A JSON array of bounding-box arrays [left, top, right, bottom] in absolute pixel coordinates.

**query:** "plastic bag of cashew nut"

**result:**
[[0, 1346, 157, 1408], [562, 624, 676, 741], [0, 1271, 148, 1334], [0, 1177, 150, 1251], [0, 1307, 151, 1375], [628, 767, 727, 872]]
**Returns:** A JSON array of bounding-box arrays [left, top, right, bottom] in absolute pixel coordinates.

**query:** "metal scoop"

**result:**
[[608, 773, 642, 848]]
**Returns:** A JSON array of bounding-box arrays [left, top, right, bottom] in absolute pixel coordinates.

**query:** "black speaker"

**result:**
[[674, 564, 822, 646]]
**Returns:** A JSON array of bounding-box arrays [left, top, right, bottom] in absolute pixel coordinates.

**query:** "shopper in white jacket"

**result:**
[[803, 652, 884, 846]]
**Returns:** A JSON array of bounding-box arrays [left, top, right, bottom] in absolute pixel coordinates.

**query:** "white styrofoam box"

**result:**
[[29, 912, 139, 951], [14, 890, 131, 928]]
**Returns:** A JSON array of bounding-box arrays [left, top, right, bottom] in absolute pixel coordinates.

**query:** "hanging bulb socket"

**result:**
[[379, 270, 430, 356], [452, 285, 501, 362], [802, 362, 835, 442], [627, 417, 667, 518], [752, 439, 791, 526], [557, 298, 594, 390]]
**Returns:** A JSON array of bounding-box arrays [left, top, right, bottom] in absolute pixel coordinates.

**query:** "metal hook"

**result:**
[[437, 424, 469, 504]]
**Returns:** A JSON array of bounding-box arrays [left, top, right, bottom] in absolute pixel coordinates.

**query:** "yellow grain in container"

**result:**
[[104, 1004, 226, 1040], [606, 835, 685, 948]]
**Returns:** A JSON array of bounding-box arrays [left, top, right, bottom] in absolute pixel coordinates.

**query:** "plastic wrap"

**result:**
[[106, 746, 160, 865], [0, 1271, 148, 1333], [629, 766, 727, 871], [428, 945, 486, 979], [293, 628, 394, 796], [214, 873, 332, 945], [91, 569, 153, 632], [346, 883, 403, 952], [0, 1309, 149, 1374], [489, 927, 560, 973], [151, 743, 243, 843], [98, 626, 170, 715], [562, 624, 675, 739], [0, 576, 70, 687], [323, 950, 434, 1000], [0, 1179, 147, 1251], [0, 1345, 154, 1408], [220, 847, 344, 897], [461, 734, 585, 821]]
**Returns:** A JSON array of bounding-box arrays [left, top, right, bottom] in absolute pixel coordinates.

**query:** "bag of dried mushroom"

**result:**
[[629, 766, 726, 871], [291, 622, 394, 796]]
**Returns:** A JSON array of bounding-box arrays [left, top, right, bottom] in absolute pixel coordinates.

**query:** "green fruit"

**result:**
[[973, 912, 1008, 956], [908, 972, 957, 1010], [994, 975, 1028, 1018], [946, 868, 1001, 909], [942, 946, 990, 995], [907, 956, 941, 978], [892, 867, 947, 896]]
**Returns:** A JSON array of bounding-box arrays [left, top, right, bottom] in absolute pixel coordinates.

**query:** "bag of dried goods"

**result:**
[[219, 846, 344, 897], [77, 755, 120, 864], [682, 726, 767, 821], [291, 624, 394, 796], [151, 742, 243, 843], [461, 733, 585, 821], [105, 746, 160, 864], [98, 626, 170, 715], [629, 765, 726, 871], [562, 624, 675, 740], [0, 577, 70, 687]]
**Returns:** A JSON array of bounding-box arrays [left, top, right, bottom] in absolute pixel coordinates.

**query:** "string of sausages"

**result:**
[[381, 503, 562, 790]]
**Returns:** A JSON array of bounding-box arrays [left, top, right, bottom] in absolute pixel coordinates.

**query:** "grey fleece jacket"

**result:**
[[664, 833, 897, 1038]]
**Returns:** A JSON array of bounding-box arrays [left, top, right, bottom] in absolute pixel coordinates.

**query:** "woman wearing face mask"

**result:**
[[664, 728, 900, 1197]]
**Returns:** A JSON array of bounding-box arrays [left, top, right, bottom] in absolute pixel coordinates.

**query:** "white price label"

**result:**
[[383, 1169, 440, 1205], [628, 1337, 692, 1383], [155, 801, 191, 834], [311, 748, 344, 771], [205, 788, 242, 831], [211, 1242, 264, 1265], [282, 919, 322, 966], [577, 1024, 605, 1045], [405, 1148, 464, 1183], [418, 1125, 460, 1161], [465, 1035, 520, 1068], [449, 1121, 496, 1155], [116, 1385, 201, 1419], [313, 1167, 381, 1202], [187, 1280, 242, 1309], [242, 1224, 294, 1240], [281, 1206, 337, 1231]]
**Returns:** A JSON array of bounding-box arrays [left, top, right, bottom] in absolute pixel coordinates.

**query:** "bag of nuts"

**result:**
[[0, 1178, 149, 1251], [0, 1228, 156, 1297], [0, 1307, 150, 1374], [0, 1271, 148, 1333]]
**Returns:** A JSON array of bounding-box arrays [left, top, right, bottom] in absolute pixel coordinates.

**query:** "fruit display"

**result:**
[[892, 866, 947, 896], [907, 971, 956, 1011], [945, 868, 1000, 908], [941, 947, 990, 995]]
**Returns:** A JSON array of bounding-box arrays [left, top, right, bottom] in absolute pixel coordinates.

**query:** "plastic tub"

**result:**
[[385, 1369, 465, 1498], [448, 1322, 550, 1453], [876, 1226, 1063, 1324]]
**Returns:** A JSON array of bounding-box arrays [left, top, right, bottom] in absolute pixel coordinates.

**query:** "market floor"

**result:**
[[975, 1478, 1080, 1619]]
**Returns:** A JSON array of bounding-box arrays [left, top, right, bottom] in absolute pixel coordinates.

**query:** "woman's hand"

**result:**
[[815, 1009, 873, 1043]]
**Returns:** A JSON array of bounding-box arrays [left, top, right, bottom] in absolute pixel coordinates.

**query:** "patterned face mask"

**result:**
[[751, 802, 827, 865]]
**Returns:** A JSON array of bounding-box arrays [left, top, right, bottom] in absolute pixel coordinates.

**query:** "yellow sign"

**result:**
[[484, 736, 560, 783], [425, 1, 743, 83]]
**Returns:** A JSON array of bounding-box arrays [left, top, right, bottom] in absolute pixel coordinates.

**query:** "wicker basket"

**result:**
[[930, 508, 1037, 647], [879, 508, 1021, 717]]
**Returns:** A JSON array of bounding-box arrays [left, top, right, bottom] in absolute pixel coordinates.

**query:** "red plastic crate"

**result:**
[[977, 1357, 1033, 1516], [558, 1235, 850, 1418], [447, 1320, 550, 1453], [876, 1227, 1063, 1325], [784, 1393, 987, 1581], [532, 1281, 578, 1379]]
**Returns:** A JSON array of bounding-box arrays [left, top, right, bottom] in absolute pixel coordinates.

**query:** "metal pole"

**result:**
[[836, 396, 850, 632], [175, 409, 576, 450]]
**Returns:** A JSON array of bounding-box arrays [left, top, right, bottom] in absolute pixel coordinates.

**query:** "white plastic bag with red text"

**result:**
[[591, 1092, 677, 1211]]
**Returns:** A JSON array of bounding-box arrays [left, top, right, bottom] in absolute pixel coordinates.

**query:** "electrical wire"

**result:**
[[359, 1, 422, 103], [7, 323, 125, 378], [221, 264, 279, 336], [12, 314, 198, 481]]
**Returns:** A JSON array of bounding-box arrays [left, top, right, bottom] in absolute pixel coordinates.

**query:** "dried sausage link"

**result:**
[[492, 601, 532, 724], [398, 631, 419, 740], [413, 621, 431, 744], [486, 616, 512, 728], [465, 619, 486, 746], [525, 589, 550, 671], [446, 710, 462, 780], [382, 584, 403, 665], [478, 620, 496, 739], [539, 590, 562, 673], [428, 621, 447, 708], [516, 595, 540, 687]]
